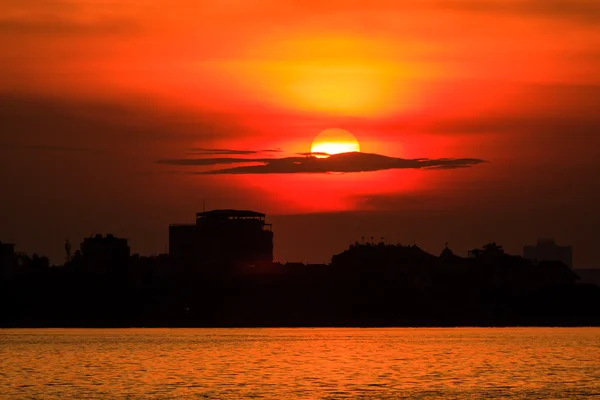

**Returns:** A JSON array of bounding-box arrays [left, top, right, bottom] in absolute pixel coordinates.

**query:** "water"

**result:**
[[0, 328, 598, 399]]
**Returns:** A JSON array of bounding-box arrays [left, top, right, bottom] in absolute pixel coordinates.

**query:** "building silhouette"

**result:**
[[523, 238, 573, 269], [1, 228, 598, 327], [0, 241, 16, 278], [80, 234, 130, 272], [169, 209, 273, 270]]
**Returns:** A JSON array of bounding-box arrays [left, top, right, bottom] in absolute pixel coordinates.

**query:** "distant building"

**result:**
[[523, 238, 573, 269], [332, 242, 435, 268], [169, 209, 274, 269], [0, 241, 16, 277], [0, 242, 15, 261], [80, 234, 130, 271], [575, 268, 600, 286], [468, 242, 505, 259]]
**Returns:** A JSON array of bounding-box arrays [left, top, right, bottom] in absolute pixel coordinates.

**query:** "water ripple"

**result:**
[[0, 328, 599, 399]]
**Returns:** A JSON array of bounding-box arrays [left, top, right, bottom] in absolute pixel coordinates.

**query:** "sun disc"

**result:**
[[310, 128, 360, 158]]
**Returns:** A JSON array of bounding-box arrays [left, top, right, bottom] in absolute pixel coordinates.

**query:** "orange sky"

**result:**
[[1, 0, 600, 265]]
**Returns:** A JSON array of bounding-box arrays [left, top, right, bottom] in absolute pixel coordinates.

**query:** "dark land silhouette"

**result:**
[[1, 210, 599, 328]]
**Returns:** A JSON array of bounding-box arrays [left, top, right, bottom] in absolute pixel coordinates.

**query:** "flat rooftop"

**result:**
[[196, 209, 266, 218]]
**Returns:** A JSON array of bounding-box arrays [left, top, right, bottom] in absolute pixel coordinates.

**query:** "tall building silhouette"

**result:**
[[80, 234, 130, 272], [523, 238, 573, 269], [169, 209, 273, 269]]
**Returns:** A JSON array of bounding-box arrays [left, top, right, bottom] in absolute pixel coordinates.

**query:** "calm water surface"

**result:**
[[0, 328, 598, 399]]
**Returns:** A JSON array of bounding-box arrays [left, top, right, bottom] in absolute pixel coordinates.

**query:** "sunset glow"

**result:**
[[310, 129, 361, 157], [3, 7, 600, 393], [1, 0, 600, 266]]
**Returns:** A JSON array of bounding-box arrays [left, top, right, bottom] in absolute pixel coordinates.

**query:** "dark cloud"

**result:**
[[188, 148, 283, 155], [158, 152, 485, 174], [22, 145, 103, 153], [290, 0, 600, 25], [380, 84, 600, 138], [0, 18, 136, 36], [355, 193, 445, 211], [430, 116, 600, 138], [1, 0, 136, 35], [425, 0, 600, 24], [0, 141, 103, 153], [158, 157, 274, 166], [0, 94, 246, 151], [2, 0, 75, 8], [444, 0, 600, 24]]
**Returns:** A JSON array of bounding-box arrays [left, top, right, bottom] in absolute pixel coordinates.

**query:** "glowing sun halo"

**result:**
[[310, 128, 360, 158]]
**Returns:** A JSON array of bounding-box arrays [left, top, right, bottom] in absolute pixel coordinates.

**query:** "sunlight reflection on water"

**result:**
[[0, 328, 599, 399]]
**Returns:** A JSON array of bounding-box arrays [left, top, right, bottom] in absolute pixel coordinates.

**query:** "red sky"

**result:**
[[1, 0, 600, 266]]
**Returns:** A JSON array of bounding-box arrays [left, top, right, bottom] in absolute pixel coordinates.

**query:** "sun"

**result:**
[[310, 128, 360, 158]]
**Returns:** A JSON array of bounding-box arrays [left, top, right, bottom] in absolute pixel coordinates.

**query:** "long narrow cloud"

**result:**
[[158, 152, 485, 174], [187, 148, 282, 155], [24, 145, 103, 153], [0, 17, 137, 36], [438, 0, 600, 24], [0, 142, 103, 154]]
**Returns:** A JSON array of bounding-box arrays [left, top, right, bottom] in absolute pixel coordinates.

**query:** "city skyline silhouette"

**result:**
[[2, 208, 599, 328]]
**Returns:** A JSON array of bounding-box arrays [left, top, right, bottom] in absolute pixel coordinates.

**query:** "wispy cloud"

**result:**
[[439, 0, 600, 24], [272, 0, 600, 26], [158, 152, 485, 175], [0, 142, 103, 154], [187, 148, 283, 155], [23, 145, 103, 153], [0, 17, 137, 36]]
